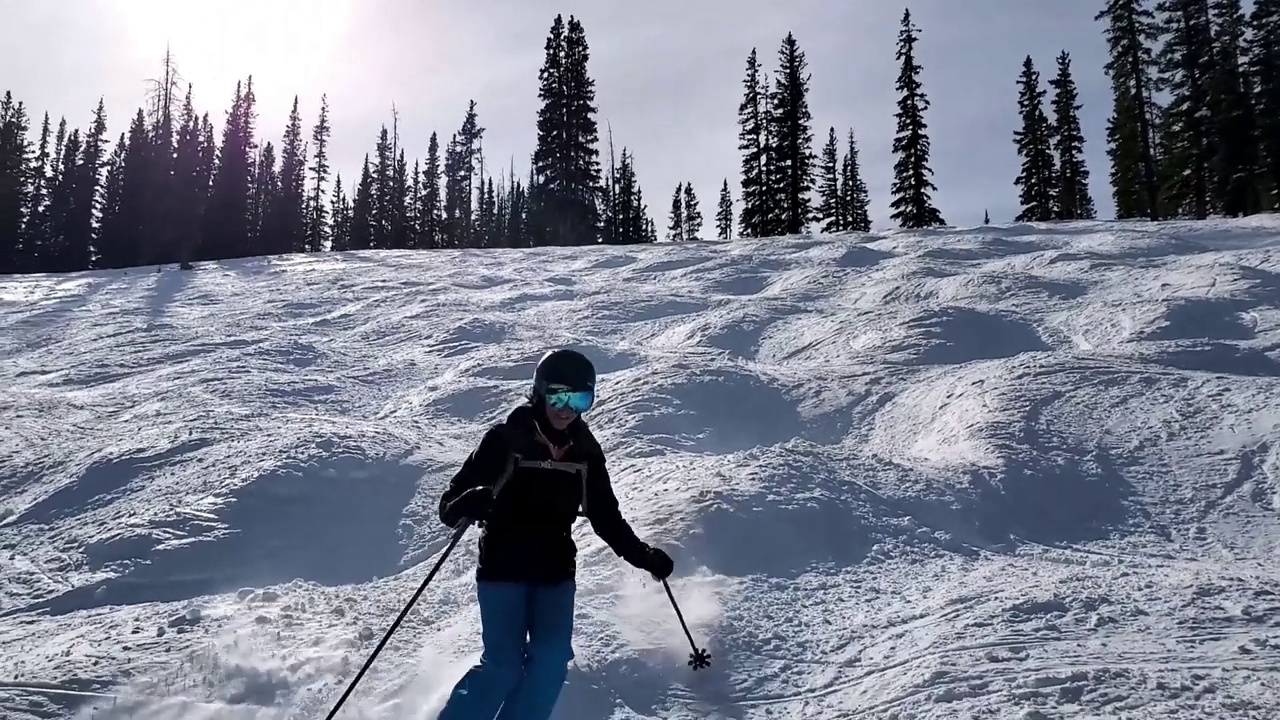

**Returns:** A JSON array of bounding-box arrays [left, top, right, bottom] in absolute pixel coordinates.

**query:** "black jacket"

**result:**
[[438, 403, 651, 584]]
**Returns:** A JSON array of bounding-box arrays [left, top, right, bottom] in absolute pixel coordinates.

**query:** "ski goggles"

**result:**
[[544, 385, 594, 414]]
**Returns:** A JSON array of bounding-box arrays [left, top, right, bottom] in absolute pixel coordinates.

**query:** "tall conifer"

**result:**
[[1013, 56, 1059, 222], [889, 9, 945, 228]]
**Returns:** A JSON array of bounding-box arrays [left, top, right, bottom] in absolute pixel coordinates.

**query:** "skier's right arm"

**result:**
[[438, 425, 511, 528]]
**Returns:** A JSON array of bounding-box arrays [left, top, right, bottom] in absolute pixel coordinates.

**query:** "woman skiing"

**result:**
[[435, 348, 675, 720]]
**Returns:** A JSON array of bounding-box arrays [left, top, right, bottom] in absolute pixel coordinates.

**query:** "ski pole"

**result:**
[[323, 519, 472, 720], [662, 579, 711, 670]]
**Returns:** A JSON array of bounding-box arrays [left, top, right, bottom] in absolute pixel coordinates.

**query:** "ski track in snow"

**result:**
[[2, 218, 1280, 719]]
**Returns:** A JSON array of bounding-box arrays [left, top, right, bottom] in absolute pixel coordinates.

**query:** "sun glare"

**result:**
[[111, 0, 353, 98]]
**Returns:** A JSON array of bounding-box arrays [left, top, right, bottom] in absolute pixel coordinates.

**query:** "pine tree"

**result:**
[[768, 32, 817, 234], [530, 15, 567, 246], [371, 124, 394, 249], [1096, 0, 1163, 219], [97, 109, 152, 269], [1154, 0, 1218, 218], [349, 157, 374, 251], [391, 146, 410, 249], [408, 159, 424, 248], [601, 146, 650, 245], [170, 86, 211, 267], [502, 157, 531, 247], [308, 94, 331, 251], [44, 124, 91, 271], [889, 9, 945, 228], [529, 14, 602, 246], [0, 92, 32, 273], [250, 141, 279, 253], [193, 114, 215, 259], [64, 98, 108, 271], [442, 133, 462, 247], [1013, 56, 1059, 222], [759, 69, 787, 236], [329, 172, 350, 251], [715, 178, 733, 240], [32, 116, 69, 268], [145, 50, 181, 267], [387, 107, 410, 250], [683, 182, 703, 241], [22, 113, 52, 270], [736, 48, 768, 238], [624, 152, 646, 245], [841, 128, 872, 231], [562, 17, 602, 243], [44, 127, 85, 271], [817, 126, 842, 232], [600, 124, 619, 245], [272, 96, 307, 254], [94, 129, 127, 268], [1208, 0, 1261, 215], [667, 183, 685, 241], [204, 77, 257, 260], [453, 101, 483, 245], [1247, 0, 1280, 208], [484, 175, 499, 247], [470, 144, 491, 248], [50, 118, 66, 200], [96, 137, 126, 265], [594, 127, 654, 245], [421, 132, 443, 248], [1049, 51, 1097, 219], [493, 167, 507, 247]]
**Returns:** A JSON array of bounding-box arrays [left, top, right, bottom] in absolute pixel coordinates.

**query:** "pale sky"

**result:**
[[2, 0, 1117, 233]]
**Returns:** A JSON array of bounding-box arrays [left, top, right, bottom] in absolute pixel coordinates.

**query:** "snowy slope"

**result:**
[[2, 217, 1280, 720]]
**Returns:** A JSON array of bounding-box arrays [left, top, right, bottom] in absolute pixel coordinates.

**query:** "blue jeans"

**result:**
[[436, 580, 576, 720]]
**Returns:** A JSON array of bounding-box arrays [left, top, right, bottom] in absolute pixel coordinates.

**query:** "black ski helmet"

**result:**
[[532, 348, 596, 395]]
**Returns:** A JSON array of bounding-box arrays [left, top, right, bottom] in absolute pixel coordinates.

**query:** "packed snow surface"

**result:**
[[3, 217, 1280, 720]]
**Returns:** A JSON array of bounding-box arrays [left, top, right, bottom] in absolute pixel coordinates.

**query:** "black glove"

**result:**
[[632, 544, 674, 580], [444, 487, 493, 527]]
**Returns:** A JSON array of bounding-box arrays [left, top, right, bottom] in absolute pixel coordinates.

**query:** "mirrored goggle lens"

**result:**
[[546, 389, 594, 413]]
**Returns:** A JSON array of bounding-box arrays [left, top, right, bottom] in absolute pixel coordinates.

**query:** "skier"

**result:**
[[435, 348, 675, 720]]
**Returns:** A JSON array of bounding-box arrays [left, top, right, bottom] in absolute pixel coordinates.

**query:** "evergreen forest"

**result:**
[[1, 2, 1278, 275]]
